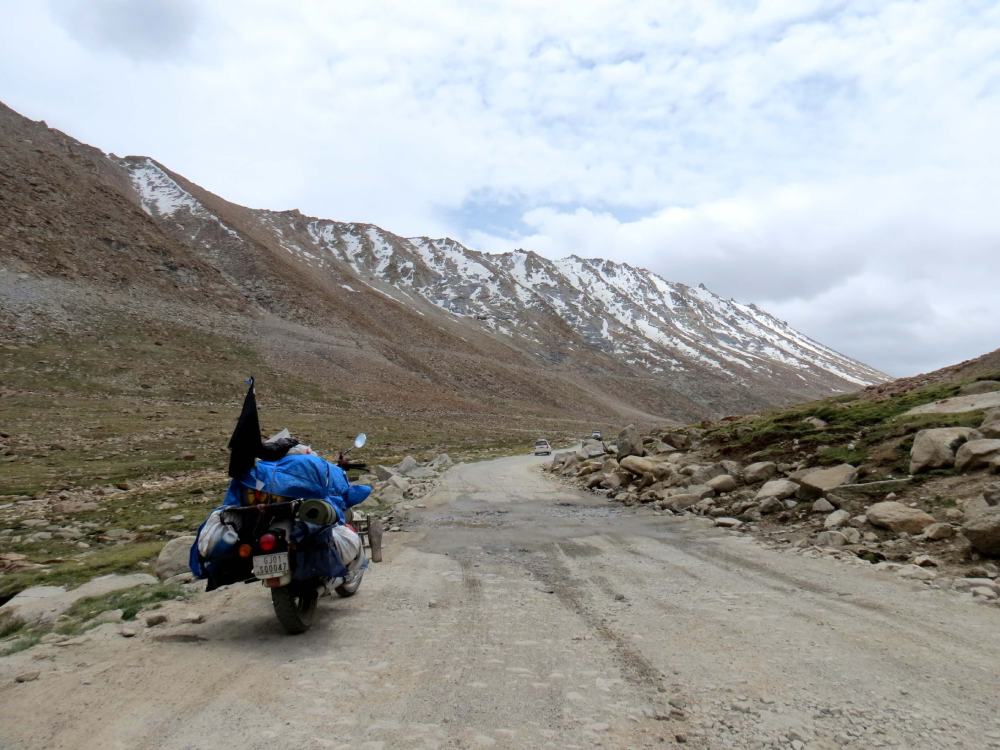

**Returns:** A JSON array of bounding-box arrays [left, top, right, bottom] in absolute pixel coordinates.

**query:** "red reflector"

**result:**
[[259, 533, 277, 552], [264, 578, 283, 588]]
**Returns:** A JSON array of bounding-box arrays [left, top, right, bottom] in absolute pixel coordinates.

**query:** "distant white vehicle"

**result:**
[[533, 439, 552, 456], [590, 430, 603, 440]]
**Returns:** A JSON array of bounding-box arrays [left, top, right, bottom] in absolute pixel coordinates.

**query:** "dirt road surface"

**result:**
[[3, 454, 1000, 749]]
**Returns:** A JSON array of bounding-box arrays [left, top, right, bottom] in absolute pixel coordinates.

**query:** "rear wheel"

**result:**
[[335, 560, 366, 597], [271, 585, 318, 634]]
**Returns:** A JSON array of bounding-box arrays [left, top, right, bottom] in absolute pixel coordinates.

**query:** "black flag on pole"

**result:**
[[227, 377, 262, 478]]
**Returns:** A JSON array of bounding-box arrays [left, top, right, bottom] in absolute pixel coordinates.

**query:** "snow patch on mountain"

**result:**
[[125, 158, 239, 240]]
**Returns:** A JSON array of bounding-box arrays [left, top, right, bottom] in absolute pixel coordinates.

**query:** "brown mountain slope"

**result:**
[[0, 99, 885, 464]]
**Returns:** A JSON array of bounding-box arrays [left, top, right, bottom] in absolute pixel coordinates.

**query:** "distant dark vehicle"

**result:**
[[590, 430, 603, 440], [534, 439, 552, 456]]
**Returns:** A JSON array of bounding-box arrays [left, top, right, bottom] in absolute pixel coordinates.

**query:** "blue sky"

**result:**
[[2, 0, 999, 375]]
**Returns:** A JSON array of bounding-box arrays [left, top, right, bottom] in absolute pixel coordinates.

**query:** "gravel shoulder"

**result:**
[[2, 453, 999, 749]]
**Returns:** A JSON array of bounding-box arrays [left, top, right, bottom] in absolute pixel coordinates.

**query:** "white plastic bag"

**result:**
[[331, 525, 362, 570]]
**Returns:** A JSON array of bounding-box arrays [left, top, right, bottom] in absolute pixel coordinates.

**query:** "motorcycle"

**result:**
[[203, 433, 382, 634]]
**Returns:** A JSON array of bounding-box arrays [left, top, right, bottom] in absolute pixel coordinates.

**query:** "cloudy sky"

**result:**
[[2, 0, 999, 376]]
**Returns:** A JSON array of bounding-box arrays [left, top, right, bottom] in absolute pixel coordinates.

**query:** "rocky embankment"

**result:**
[[549, 412, 1000, 608]]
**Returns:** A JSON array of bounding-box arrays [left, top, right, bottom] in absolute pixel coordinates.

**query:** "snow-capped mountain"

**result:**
[[121, 156, 883, 395], [0, 94, 886, 427]]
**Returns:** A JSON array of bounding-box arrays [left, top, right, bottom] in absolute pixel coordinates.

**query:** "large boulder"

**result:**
[[430, 453, 453, 470], [962, 508, 1000, 556], [154, 535, 197, 580], [660, 431, 692, 450], [684, 484, 716, 500], [978, 408, 1000, 439], [579, 439, 606, 459], [743, 462, 778, 484], [955, 439, 1000, 472], [619, 455, 672, 481], [616, 425, 644, 460], [707, 474, 738, 493], [796, 464, 858, 499], [823, 509, 851, 529], [909, 427, 974, 473], [601, 473, 622, 491], [550, 451, 576, 472], [395, 455, 419, 474], [865, 502, 935, 535], [755, 478, 799, 501], [687, 463, 727, 485]]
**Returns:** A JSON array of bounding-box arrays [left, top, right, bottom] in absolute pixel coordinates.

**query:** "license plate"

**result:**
[[252, 552, 289, 578]]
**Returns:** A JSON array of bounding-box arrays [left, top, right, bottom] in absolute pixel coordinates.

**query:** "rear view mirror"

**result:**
[[354, 433, 367, 449]]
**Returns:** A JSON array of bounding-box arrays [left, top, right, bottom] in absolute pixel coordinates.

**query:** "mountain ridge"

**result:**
[[1, 100, 885, 427]]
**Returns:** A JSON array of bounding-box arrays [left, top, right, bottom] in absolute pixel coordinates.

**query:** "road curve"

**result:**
[[3, 453, 1000, 749]]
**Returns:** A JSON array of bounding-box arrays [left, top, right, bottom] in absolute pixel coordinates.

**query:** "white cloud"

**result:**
[[0, 0, 998, 375]]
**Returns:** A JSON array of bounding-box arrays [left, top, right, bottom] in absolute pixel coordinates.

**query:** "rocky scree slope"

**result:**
[[1, 100, 882, 427], [550, 358, 1000, 607]]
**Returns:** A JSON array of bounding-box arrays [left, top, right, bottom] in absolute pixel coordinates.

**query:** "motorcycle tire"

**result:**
[[335, 566, 364, 597], [271, 585, 318, 634]]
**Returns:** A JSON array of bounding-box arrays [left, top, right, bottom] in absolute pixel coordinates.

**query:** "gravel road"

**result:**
[[3, 453, 1000, 749]]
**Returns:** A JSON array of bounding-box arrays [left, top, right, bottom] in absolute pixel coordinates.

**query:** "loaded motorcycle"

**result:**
[[191, 380, 382, 633]]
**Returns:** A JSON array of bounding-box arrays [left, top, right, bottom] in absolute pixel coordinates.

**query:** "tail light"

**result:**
[[238, 543, 253, 558], [259, 533, 278, 553]]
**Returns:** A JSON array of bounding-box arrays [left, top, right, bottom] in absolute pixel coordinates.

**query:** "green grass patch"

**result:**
[[0, 613, 26, 639], [1, 631, 41, 656], [704, 379, 982, 469], [58, 582, 187, 632], [0, 541, 165, 599]]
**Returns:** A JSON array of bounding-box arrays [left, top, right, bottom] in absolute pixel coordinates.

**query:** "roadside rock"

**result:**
[[909, 427, 974, 473], [579, 439, 606, 459], [979, 408, 1000, 439], [923, 523, 955, 541], [840, 527, 861, 544], [145, 613, 168, 627], [811, 498, 836, 513], [823, 509, 851, 529], [955, 439, 1000, 472], [961, 508, 1000, 556], [664, 493, 703, 511], [619, 456, 671, 480], [395, 455, 419, 475], [374, 465, 397, 481], [154, 535, 197, 580], [755, 478, 799, 501], [707, 474, 737, 493], [743, 462, 778, 484], [796, 464, 858, 499], [714, 517, 742, 528], [600, 473, 622, 491], [616, 425, 643, 460], [1, 573, 158, 626], [866, 502, 936, 535], [758, 496, 784, 515], [815, 530, 848, 547], [429, 453, 453, 470], [15, 671, 40, 683]]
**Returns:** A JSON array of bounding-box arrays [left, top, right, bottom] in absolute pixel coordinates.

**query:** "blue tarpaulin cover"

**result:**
[[189, 454, 372, 578]]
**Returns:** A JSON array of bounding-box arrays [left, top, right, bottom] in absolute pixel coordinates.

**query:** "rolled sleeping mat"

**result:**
[[299, 498, 336, 525]]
